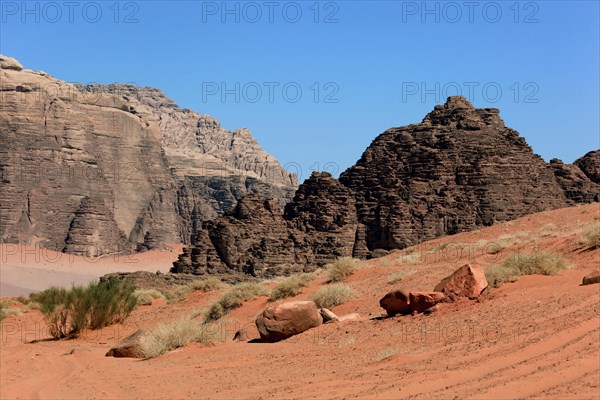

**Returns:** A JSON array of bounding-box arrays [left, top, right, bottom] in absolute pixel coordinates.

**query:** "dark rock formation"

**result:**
[[173, 96, 598, 278], [575, 150, 600, 184]]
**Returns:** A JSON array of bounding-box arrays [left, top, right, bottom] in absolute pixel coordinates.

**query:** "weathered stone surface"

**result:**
[[319, 308, 339, 323], [106, 329, 151, 358], [550, 159, 599, 203], [409, 292, 446, 313], [379, 289, 411, 316], [256, 300, 322, 342], [0, 59, 180, 255], [172, 96, 598, 279], [339, 96, 589, 250], [172, 173, 359, 277], [581, 272, 600, 286], [434, 264, 488, 298], [337, 313, 361, 322], [575, 150, 600, 184], [1, 56, 296, 254]]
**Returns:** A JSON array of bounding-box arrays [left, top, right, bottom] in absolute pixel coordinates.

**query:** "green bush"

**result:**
[[268, 274, 314, 301], [326, 257, 360, 283], [311, 284, 355, 309], [485, 251, 570, 289], [203, 282, 266, 323], [134, 289, 165, 306], [30, 277, 136, 339]]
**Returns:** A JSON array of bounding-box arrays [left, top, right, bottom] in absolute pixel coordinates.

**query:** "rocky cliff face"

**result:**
[[0, 55, 180, 255], [574, 150, 600, 184], [0, 55, 296, 254], [175, 96, 598, 277]]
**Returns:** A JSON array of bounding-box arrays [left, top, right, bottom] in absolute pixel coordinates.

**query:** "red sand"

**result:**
[[1, 204, 599, 399]]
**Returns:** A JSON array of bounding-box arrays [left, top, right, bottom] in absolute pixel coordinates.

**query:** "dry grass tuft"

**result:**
[[485, 251, 570, 289], [311, 284, 355, 309], [268, 274, 314, 301], [141, 319, 223, 358], [189, 277, 228, 292], [580, 224, 600, 248], [387, 268, 415, 285], [326, 257, 361, 282], [203, 282, 267, 323], [134, 289, 165, 306]]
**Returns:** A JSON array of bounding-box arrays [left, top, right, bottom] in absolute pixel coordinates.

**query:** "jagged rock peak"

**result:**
[[423, 96, 504, 130], [575, 150, 600, 184]]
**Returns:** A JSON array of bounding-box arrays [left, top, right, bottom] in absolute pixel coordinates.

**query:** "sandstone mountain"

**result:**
[[0, 55, 296, 255], [173, 96, 598, 278]]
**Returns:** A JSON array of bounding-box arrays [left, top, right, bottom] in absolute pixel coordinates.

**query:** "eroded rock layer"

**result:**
[[175, 96, 598, 277]]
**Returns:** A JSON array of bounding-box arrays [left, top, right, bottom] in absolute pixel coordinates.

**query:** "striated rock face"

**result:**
[[575, 150, 600, 184], [0, 56, 296, 254], [338, 96, 594, 250], [63, 197, 130, 257], [550, 159, 599, 203], [76, 83, 298, 224], [0, 57, 180, 255], [171, 173, 360, 277], [174, 96, 598, 278]]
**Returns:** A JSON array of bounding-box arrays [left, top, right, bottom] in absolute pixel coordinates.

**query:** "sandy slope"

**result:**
[[0, 244, 182, 296], [1, 204, 599, 399]]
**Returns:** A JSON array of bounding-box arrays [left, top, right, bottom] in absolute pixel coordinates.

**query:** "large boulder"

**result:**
[[105, 329, 151, 358], [434, 264, 488, 298], [256, 301, 322, 342], [409, 292, 446, 313], [379, 289, 411, 316]]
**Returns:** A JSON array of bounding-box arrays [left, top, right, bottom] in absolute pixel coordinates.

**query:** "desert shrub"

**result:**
[[388, 268, 415, 285], [189, 277, 228, 292], [268, 274, 314, 301], [203, 282, 266, 323], [311, 284, 355, 309], [485, 251, 570, 289], [581, 225, 600, 248], [164, 285, 193, 303], [141, 319, 223, 359], [134, 289, 165, 306], [30, 277, 136, 339], [0, 302, 21, 321], [326, 257, 360, 283]]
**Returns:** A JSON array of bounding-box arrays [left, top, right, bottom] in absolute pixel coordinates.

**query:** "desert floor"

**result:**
[[1, 204, 599, 399]]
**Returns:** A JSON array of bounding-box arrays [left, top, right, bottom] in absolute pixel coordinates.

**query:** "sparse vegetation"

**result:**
[[141, 319, 223, 359], [580, 224, 600, 248], [0, 302, 21, 321], [189, 277, 228, 292], [485, 251, 571, 289], [134, 289, 165, 306], [387, 268, 415, 285], [311, 284, 355, 309], [268, 274, 314, 301], [326, 257, 361, 282], [203, 282, 267, 323], [377, 348, 400, 361], [30, 277, 136, 339], [538, 223, 558, 238]]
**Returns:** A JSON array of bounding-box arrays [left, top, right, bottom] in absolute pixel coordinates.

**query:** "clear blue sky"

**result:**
[[2, 1, 599, 181]]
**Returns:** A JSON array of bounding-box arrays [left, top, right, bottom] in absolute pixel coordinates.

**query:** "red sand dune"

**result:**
[[1, 204, 599, 399]]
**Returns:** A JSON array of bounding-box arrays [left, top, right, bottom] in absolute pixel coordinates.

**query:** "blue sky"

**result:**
[[2, 1, 599, 181]]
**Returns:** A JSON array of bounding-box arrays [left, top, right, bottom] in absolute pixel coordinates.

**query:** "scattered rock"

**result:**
[[409, 292, 446, 313], [379, 289, 411, 316], [320, 308, 339, 323], [256, 301, 322, 343], [105, 329, 151, 358], [434, 264, 488, 298], [233, 329, 249, 342], [582, 272, 600, 286]]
